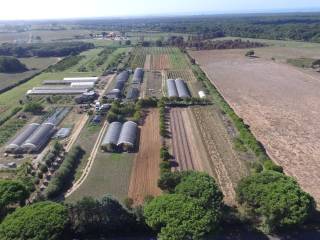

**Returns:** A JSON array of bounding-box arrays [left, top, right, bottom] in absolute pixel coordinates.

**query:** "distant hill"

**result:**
[[0, 57, 28, 73]]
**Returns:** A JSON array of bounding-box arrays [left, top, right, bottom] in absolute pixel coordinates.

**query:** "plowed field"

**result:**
[[190, 49, 320, 206], [128, 109, 162, 204]]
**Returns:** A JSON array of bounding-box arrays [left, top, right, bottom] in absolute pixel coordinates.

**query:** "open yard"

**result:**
[[190, 48, 320, 206], [128, 109, 162, 204]]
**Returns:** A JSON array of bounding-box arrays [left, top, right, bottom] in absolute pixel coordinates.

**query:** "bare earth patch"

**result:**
[[128, 109, 162, 205], [190, 49, 320, 206]]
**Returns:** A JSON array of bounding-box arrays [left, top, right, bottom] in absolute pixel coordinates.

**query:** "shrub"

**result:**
[[263, 160, 283, 173], [24, 102, 43, 114], [45, 146, 85, 199]]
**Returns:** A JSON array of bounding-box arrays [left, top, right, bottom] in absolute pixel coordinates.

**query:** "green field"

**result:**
[[0, 57, 59, 91], [0, 71, 96, 115], [67, 152, 134, 202]]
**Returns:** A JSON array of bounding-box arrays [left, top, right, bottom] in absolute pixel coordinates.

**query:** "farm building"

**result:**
[[116, 71, 130, 83], [21, 123, 56, 153], [54, 128, 71, 139], [167, 79, 178, 98], [43, 79, 97, 85], [101, 122, 123, 152], [27, 88, 88, 95], [175, 79, 191, 98], [105, 71, 130, 100], [5, 123, 40, 153], [117, 121, 138, 152], [105, 89, 121, 100], [101, 121, 138, 152], [70, 82, 95, 88], [126, 87, 140, 101], [132, 68, 144, 84], [63, 77, 99, 83], [75, 91, 98, 104]]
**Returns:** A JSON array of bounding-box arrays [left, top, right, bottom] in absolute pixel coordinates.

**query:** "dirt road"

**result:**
[[128, 109, 162, 204], [65, 120, 108, 198]]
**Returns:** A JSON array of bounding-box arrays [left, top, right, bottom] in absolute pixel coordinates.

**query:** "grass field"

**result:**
[[0, 71, 96, 116], [67, 152, 134, 202], [0, 57, 59, 91]]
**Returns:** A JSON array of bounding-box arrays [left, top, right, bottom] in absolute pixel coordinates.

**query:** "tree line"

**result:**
[[0, 42, 94, 58]]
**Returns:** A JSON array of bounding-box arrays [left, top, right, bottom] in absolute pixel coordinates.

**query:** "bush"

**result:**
[[236, 171, 315, 233], [159, 161, 171, 174], [0, 201, 68, 240], [24, 102, 43, 114], [45, 146, 85, 199], [263, 160, 283, 173], [160, 147, 170, 160]]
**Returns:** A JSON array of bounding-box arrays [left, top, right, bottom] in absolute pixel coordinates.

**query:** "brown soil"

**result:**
[[151, 54, 170, 70], [128, 109, 162, 204], [190, 49, 320, 206]]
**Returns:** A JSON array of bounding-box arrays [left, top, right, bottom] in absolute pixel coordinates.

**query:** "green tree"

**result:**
[[175, 172, 223, 210], [23, 102, 43, 114], [236, 171, 315, 233], [0, 180, 29, 211], [144, 194, 214, 240], [0, 201, 68, 240], [68, 195, 138, 237]]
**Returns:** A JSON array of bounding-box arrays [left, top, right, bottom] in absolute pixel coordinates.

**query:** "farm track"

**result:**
[[65, 120, 109, 198], [128, 109, 162, 204], [65, 114, 89, 152]]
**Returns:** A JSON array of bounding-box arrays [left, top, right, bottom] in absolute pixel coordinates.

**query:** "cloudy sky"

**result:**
[[1, 0, 320, 20]]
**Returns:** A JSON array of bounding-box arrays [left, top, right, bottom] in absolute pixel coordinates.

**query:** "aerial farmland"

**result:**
[[0, 12, 320, 239]]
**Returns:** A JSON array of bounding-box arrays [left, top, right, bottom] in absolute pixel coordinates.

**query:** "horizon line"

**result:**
[[0, 8, 320, 22]]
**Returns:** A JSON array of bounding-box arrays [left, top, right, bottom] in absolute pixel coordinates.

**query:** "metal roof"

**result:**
[[126, 87, 140, 100], [71, 82, 95, 88], [132, 68, 144, 84], [114, 81, 125, 92], [102, 122, 123, 146], [5, 123, 40, 151], [21, 123, 55, 152], [116, 71, 129, 83], [43, 79, 97, 85], [64, 77, 99, 82], [167, 79, 178, 98], [27, 89, 88, 95], [175, 79, 190, 98], [54, 128, 71, 139], [117, 121, 138, 146]]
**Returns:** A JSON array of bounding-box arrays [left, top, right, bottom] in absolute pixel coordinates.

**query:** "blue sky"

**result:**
[[1, 0, 320, 20]]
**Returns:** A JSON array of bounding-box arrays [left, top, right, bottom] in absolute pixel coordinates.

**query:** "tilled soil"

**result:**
[[128, 109, 162, 204], [190, 49, 320, 206]]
